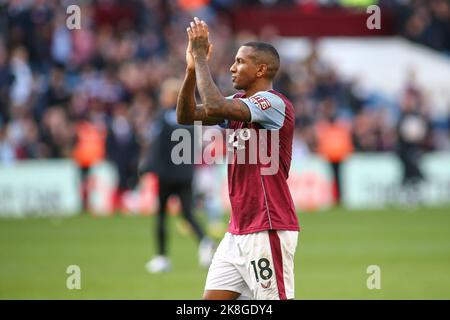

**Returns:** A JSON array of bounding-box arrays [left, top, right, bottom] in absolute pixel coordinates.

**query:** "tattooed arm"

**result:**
[[176, 68, 224, 125], [188, 17, 251, 123], [176, 20, 224, 125]]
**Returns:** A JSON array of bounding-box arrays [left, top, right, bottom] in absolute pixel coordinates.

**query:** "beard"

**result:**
[[232, 80, 244, 90]]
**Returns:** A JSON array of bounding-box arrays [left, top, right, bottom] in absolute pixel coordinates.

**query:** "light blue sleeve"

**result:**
[[238, 91, 286, 129]]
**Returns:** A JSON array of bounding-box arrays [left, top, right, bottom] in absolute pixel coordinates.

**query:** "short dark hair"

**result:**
[[241, 41, 280, 80]]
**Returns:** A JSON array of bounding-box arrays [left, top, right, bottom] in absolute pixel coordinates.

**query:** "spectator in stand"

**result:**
[[0, 39, 12, 124], [0, 123, 15, 165]]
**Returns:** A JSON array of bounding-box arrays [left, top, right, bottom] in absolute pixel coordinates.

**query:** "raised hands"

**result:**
[[186, 17, 212, 69]]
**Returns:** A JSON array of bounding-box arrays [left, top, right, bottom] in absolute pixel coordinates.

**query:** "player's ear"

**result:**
[[256, 64, 267, 78]]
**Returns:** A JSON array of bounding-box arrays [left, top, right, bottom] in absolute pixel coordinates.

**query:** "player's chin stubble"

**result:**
[[232, 80, 243, 90]]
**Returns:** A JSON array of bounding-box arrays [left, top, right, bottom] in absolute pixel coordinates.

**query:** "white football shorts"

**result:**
[[204, 230, 299, 300]]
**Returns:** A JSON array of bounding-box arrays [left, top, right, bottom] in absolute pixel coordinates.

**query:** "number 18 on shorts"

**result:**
[[205, 230, 298, 300]]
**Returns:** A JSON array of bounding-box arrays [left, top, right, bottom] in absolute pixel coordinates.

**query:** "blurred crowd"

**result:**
[[0, 0, 449, 193], [383, 0, 450, 52], [240, 0, 450, 53]]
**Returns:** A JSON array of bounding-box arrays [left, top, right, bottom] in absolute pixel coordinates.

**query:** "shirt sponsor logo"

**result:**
[[171, 122, 280, 175], [249, 95, 271, 110]]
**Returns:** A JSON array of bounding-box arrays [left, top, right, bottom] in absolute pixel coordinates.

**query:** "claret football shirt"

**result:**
[[221, 90, 300, 235]]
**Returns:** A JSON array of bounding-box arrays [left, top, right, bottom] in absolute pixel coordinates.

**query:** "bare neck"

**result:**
[[244, 81, 273, 97]]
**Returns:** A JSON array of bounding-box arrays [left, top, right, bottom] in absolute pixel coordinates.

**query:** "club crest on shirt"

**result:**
[[249, 95, 271, 110], [261, 281, 271, 289]]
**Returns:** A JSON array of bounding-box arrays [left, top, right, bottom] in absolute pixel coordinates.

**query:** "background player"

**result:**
[[140, 77, 215, 273]]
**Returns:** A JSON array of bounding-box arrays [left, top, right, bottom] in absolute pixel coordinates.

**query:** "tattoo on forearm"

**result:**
[[195, 57, 224, 111]]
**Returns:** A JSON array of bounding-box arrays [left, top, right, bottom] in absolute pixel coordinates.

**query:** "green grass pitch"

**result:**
[[1, 207, 450, 299]]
